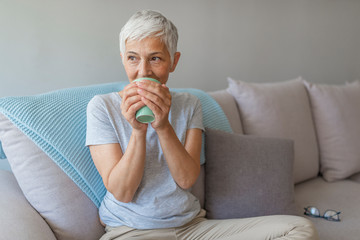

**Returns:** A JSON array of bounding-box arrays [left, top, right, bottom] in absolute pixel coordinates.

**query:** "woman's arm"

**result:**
[[136, 80, 202, 189], [89, 82, 149, 203], [156, 126, 202, 189], [89, 129, 146, 203]]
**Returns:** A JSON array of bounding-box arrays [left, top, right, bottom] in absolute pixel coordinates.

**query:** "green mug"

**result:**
[[133, 78, 161, 123]]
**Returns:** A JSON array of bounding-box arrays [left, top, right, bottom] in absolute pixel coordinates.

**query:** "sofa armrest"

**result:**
[[0, 170, 56, 240]]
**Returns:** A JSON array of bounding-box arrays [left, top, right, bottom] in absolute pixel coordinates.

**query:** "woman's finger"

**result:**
[[122, 94, 143, 113], [136, 81, 170, 103], [137, 84, 171, 109]]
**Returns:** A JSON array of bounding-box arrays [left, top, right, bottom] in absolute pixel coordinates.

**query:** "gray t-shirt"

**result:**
[[86, 91, 204, 229]]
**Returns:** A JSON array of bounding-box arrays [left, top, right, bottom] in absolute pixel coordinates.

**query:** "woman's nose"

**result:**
[[138, 60, 152, 76]]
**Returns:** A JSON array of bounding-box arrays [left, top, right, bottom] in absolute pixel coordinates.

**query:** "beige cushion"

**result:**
[[208, 90, 244, 134], [0, 113, 105, 240], [304, 81, 360, 181], [295, 177, 360, 240], [0, 170, 56, 240], [227, 77, 319, 184]]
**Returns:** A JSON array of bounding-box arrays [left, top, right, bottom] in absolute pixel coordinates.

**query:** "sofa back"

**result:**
[[209, 79, 360, 187], [192, 86, 319, 207], [207, 83, 323, 184]]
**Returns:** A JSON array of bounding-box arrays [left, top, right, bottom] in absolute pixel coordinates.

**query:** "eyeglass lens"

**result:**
[[304, 206, 340, 221], [323, 210, 340, 221], [307, 207, 320, 216]]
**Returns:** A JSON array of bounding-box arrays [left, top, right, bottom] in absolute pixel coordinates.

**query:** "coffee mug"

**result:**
[[133, 78, 161, 123]]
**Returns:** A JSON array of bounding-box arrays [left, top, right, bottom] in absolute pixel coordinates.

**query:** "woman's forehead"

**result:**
[[125, 37, 169, 55]]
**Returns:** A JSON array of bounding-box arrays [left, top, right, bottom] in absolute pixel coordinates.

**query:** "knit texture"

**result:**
[[0, 82, 232, 207]]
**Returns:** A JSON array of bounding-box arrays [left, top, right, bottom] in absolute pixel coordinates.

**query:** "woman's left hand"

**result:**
[[135, 80, 172, 130]]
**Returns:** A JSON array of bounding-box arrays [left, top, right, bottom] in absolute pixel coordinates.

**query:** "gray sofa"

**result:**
[[1, 78, 359, 240]]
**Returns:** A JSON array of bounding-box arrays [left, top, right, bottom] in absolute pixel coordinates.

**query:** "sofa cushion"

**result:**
[[0, 113, 105, 240], [304, 81, 360, 182], [295, 177, 360, 240], [204, 128, 296, 219], [208, 90, 244, 134], [0, 170, 56, 240], [350, 172, 360, 183], [227, 77, 319, 184]]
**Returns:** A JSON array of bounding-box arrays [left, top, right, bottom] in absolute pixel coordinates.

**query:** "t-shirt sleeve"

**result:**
[[85, 95, 118, 146], [188, 97, 204, 131]]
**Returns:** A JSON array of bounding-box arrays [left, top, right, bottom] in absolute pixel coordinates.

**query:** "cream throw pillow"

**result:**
[[304, 81, 360, 182], [227, 77, 319, 184], [0, 113, 105, 240]]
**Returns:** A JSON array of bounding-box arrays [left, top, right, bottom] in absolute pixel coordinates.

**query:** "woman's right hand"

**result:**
[[119, 82, 148, 132]]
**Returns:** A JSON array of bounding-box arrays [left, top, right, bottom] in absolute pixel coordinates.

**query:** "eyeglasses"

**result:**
[[304, 206, 341, 222]]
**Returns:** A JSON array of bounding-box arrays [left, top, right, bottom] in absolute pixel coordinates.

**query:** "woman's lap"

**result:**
[[100, 210, 318, 240]]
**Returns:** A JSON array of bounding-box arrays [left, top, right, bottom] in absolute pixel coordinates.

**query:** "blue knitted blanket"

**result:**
[[0, 82, 232, 207]]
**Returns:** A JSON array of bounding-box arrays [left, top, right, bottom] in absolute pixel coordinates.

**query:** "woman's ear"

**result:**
[[170, 52, 181, 72], [120, 53, 124, 65]]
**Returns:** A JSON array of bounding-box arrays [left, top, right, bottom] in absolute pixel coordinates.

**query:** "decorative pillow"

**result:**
[[0, 170, 56, 240], [205, 128, 296, 219], [208, 90, 244, 134], [0, 113, 105, 240], [304, 81, 360, 182], [227, 77, 319, 184], [0, 82, 231, 209]]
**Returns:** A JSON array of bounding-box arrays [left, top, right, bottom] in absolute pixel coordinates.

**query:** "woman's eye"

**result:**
[[127, 56, 139, 64], [151, 57, 161, 62], [128, 56, 140, 63]]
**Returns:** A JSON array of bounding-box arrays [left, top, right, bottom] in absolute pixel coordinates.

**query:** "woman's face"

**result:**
[[121, 37, 180, 85]]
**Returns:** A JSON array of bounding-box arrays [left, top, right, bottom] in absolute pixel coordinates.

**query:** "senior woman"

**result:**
[[86, 10, 318, 240]]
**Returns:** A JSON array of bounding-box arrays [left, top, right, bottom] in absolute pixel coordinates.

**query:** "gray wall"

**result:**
[[0, 0, 359, 97]]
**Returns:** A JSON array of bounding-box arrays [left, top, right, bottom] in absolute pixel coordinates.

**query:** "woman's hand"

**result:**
[[118, 82, 148, 132], [135, 80, 172, 130]]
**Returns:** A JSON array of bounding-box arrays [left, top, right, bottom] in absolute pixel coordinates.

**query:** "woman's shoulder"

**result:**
[[170, 91, 200, 105], [88, 92, 121, 106], [87, 92, 121, 114], [170, 91, 202, 116]]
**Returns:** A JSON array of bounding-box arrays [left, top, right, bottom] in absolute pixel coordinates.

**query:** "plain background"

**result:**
[[0, 0, 359, 97], [0, 0, 359, 169]]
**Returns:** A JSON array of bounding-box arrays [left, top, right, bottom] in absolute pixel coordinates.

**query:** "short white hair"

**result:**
[[119, 10, 178, 64]]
